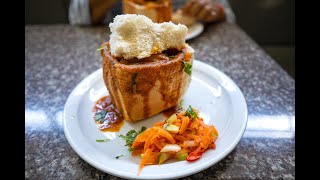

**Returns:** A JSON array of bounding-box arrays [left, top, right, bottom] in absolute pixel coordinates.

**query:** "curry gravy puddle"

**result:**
[[162, 106, 179, 118], [92, 96, 124, 132]]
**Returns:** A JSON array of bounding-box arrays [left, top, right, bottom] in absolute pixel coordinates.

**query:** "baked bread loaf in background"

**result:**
[[172, 9, 196, 26], [122, 0, 172, 23]]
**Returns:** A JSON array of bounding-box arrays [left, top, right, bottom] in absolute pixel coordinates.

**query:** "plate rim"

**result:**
[[63, 60, 248, 179]]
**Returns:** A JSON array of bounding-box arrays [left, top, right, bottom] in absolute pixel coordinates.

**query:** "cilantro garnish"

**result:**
[[115, 155, 124, 159], [96, 138, 110, 142], [178, 99, 184, 111], [185, 105, 198, 121], [183, 60, 192, 76], [119, 126, 146, 152], [96, 46, 107, 51], [95, 110, 107, 123]]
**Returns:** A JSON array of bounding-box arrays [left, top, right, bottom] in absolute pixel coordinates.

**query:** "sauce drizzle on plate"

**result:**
[[92, 96, 124, 132], [162, 106, 178, 118]]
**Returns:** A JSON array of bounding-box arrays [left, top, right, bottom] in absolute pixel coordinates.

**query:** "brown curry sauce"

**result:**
[[92, 96, 124, 132], [162, 106, 179, 118]]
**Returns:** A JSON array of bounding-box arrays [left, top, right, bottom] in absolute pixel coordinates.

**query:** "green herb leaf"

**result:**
[[213, 132, 218, 139], [119, 126, 146, 152], [96, 46, 107, 51], [96, 138, 110, 142], [183, 61, 192, 76], [178, 99, 184, 111], [128, 146, 134, 152], [185, 105, 198, 121], [115, 155, 124, 159], [95, 110, 107, 123], [169, 55, 176, 59], [138, 126, 147, 134]]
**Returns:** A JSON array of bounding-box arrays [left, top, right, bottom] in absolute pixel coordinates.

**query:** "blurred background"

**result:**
[[25, 0, 295, 79]]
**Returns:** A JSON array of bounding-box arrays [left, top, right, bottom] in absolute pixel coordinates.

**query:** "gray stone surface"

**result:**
[[25, 22, 295, 179]]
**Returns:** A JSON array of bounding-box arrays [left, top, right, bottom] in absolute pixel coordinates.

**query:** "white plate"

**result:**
[[186, 22, 204, 40], [63, 60, 248, 179]]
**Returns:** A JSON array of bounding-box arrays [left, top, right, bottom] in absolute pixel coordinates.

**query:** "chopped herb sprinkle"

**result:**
[[183, 60, 192, 76], [96, 138, 110, 142], [115, 155, 124, 159], [185, 105, 198, 121], [119, 126, 146, 152]]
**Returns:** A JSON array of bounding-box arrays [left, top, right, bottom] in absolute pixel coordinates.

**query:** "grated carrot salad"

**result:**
[[129, 105, 218, 175]]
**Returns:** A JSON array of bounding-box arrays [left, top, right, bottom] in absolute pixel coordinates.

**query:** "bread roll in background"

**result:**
[[123, 0, 172, 23], [172, 9, 196, 26]]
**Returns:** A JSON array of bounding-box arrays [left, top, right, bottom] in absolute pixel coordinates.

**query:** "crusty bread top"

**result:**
[[109, 14, 188, 60]]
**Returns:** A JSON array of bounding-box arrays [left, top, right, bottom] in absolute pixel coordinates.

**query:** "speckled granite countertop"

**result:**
[[25, 22, 295, 179]]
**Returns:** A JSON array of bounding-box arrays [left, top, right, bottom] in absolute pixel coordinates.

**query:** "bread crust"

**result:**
[[101, 42, 194, 122]]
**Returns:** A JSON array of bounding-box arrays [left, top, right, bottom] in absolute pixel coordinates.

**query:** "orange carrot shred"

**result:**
[[153, 121, 166, 127], [174, 134, 188, 141], [157, 128, 175, 144], [179, 116, 190, 134], [152, 137, 163, 150], [144, 133, 156, 152]]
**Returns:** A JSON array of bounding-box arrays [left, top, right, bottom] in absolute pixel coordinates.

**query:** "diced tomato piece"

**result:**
[[209, 142, 216, 149], [186, 149, 204, 162]]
